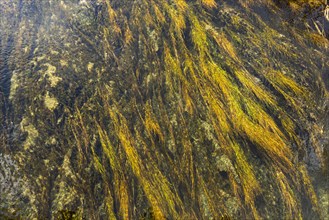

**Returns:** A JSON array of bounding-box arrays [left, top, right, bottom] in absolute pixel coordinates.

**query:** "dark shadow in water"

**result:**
[[0, 36, 14, 99]]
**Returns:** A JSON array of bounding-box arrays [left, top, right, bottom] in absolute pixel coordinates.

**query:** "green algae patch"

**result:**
[[43, 63, 62, 87], [44, 92, 59, 111], [87, 62, 94, 72], [20, 118, 39, 151], [9, 70, 19, 100], [60, 59, 69, 67]]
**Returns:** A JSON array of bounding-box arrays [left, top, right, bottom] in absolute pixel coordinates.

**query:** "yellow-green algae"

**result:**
[[43, 63, 62, 88], [20, 117, 39, 151], [0, 0, 328, 219], [44, 91, 59, 111]]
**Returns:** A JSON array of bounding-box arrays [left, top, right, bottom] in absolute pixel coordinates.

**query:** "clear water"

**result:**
[[0, 0, 328, 219]]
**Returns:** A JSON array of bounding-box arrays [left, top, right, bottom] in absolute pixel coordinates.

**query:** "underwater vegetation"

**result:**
[[0, 0, 328, 219]]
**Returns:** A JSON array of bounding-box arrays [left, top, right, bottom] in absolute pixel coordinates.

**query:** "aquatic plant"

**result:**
[[0, 0, 328, 219], [64, 0, 327, 218]]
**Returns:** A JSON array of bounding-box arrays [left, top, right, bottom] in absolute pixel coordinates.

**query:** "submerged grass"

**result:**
[[66, 0, 327, 219]]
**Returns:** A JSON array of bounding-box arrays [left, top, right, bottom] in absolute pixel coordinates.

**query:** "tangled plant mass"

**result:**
[[0, 0, 328, 219]]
